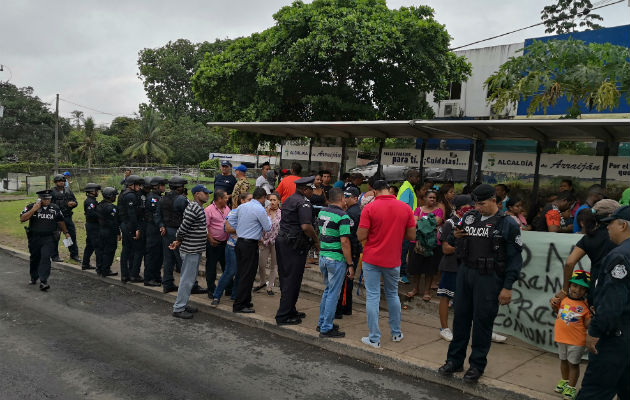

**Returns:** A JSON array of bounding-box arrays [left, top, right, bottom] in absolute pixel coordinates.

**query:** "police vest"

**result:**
[[144, 191, 161, 223], [29, 205, 61, 234], [97, 202, 118, 230], [51, 188, 73, 216], [117, 189, 137, 221], [459, 211, 506, 267], [160, 191, 184, 228], [84, 196, 99, 223]]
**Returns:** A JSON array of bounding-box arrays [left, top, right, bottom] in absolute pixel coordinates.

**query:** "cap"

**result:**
[[234, 165, 247, 172], [344, 187, 360, 198], [191, 184, 212, 194], [600, 205, 630, 222], [454, 194, 474, 209], [220, 160, 232, 167], [295, 176, 315, 186], [593, 199, 621, 220], [569, 270, 590, 289], [281, 169, 290, 175], [63, 171, 71, 176], [36, 189, 53, 199], [372, 179, 390, 191], [471, 184, 496, 202]]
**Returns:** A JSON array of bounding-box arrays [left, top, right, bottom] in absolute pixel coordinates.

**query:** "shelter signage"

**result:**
[[282, 144, 310, 161], [423, 150, 469, 170], [380, 148, 421, 166], [539, 154, 602, 179], [310, 146, 343, 162], [606, 156, 630, 182], [481, 152, 537, 174]]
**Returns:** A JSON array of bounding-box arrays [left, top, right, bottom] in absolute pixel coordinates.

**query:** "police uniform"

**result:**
[[439, 184, 523, 382], [21, 190, 66, 290], [143, 177, 166, 286], [81, 183, 100, 270], [51, 177, 80, 260], [96, 187, 120, 277], [275, 176, 316, 324], [117, 176, 144, 282], [577, 206, 630, 400]]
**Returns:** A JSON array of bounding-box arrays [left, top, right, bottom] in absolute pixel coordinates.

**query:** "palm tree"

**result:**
[[123, 109, 171, 164], [70, 110, 84, 129], [76, 117, 97, 171]]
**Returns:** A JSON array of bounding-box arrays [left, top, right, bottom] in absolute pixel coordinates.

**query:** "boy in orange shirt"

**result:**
[[553, 270, 591, 400]]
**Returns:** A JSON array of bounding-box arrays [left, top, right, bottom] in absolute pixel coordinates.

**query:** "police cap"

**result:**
[[150, 176, 167, 187], [168, 175, 188, 187], [53, 174, 66, 182], [102, 187, 118, 199], [36, 189, 53, 199], [471, 184, 496, 202], [84, 182, 101, 192], [125, 175, 141, 186], [295, 176, 315, 187]]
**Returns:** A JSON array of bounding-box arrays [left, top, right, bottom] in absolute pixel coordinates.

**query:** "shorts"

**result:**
[[437, 271, 457, 299], [557, 343, 586, 364]]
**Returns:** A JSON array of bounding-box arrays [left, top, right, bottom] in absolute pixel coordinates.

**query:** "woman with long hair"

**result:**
[[255, 192, 282, 295], [437, 183, 455, 218]]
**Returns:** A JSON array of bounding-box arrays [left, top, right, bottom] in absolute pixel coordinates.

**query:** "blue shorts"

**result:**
[[437, 271, 457, 299]]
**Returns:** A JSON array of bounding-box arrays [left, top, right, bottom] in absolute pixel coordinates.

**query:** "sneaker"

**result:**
[[319, 330, 346, 338], [39, 282, 50, 291], [440, 328, 453, 342], [211, 299, 220, 306], [554, 379, 569, 393], [399, 275, 410, 284], [172, 310, 193, 319], [491, 332, 507, 343], [562, 385, 577, 400], [361, 337, 381, 349], [392, 332, 404, 342]]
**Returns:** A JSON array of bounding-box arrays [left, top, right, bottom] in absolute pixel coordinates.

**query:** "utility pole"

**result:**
[[54, 94, 59, 174]]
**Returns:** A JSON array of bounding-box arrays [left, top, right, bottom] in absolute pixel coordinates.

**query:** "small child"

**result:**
[[553, 270, 591, 400]]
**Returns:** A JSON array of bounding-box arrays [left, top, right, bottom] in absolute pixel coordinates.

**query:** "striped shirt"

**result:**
[[317, 205, 351, 262], [176, 201, 207, 254]]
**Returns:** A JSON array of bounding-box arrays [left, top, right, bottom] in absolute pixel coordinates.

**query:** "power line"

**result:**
[[450, 0, 624, 51], [58, 97, 136, 117]]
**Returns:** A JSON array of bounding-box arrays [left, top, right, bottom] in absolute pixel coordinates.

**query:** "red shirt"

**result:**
[[359, 195, 416, 268], [276, 175, 300, 203]]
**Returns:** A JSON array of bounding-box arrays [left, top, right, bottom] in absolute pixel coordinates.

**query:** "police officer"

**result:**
[[81, 183, 100, 271], [275, 176, 320, 326], [438, 184, 523, 383], [117, 175, 144, 283], [20, 189, 70, 290], [51, 173, 81, 262], [577, 205, 630, 400], [143, 176, 167, 287], [96, 187, 120, 278]]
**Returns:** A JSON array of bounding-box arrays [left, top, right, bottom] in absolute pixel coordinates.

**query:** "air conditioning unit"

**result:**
[[443, 103, 459, 117]]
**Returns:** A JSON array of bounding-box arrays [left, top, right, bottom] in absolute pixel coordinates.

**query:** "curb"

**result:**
[[1, 244, 554, 400]]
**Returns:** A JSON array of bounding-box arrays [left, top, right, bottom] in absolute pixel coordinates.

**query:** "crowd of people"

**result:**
[[19, 165, 629, 399]]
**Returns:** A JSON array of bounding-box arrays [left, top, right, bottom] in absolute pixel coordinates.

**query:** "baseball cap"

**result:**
[[344, 187, 360, 197], [63, 171, 71, 176], [220, 160, 232, 167], [191, 184, 212, 194], [600, 205, 629, 222], [234, 165, 247, 172], [569, 270, 590, 289]]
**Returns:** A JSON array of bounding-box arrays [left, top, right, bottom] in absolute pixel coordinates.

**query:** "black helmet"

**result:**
[[53, 174, 66, 182], [168, 175, 188, 188], [126, 175, 141, 186], [102, 187, 118, 200], [150, 176, 167, 187], [84, 182, 101, 192], [137, 177, 146, 186]]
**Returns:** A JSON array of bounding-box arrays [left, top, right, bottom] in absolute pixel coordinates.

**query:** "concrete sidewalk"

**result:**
[[1, 244, 579, 400]]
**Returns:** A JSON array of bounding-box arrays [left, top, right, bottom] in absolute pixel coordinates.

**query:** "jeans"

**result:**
[[363, 262, 402, 343], [173, 251, 202, 313], [317, 256, 347, 333], [213, 245, 239, 301]]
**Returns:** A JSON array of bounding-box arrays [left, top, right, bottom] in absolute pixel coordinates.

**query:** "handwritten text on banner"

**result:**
[[539, 154, 602, 179], [310, 146, 343, 162]]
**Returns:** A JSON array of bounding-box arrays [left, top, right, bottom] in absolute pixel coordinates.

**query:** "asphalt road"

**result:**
[[0, 253, 479, 400]]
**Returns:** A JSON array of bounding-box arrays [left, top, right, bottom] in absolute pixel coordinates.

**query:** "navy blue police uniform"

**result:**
[[117, 177, 144, 282], [81, 184, 100, 270], [96, 188, 120, 277], [51, 181, 80, 260], [143, 178, 165, 286]]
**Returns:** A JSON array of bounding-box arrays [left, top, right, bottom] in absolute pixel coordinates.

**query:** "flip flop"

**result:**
[[405, 290, 418, 300], [423, 293, 432, 302]]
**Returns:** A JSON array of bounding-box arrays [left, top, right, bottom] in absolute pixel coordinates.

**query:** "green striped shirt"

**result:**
[[317, 205, 351, 262]]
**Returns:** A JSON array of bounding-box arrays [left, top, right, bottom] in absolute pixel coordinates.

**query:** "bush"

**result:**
[[199, 159, 219, 169]]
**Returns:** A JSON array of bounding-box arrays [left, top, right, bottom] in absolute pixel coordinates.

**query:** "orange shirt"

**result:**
[[554, 297, 590, 346], [276, 175, 300, 203]]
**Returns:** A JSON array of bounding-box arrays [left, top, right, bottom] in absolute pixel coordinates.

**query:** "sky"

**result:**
[[1, 0, 628, 126]]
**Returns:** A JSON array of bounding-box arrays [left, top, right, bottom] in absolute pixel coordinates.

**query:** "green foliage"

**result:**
[[485, 39, 630, 118], [192, 0, 470, 124], [0, 162, 75, 175], [540, 0, 603, 35], [75, 117, 97, 169], [123, 109, 171, 164], [199, 159, 219, 169], [161, 116, 224, 165]]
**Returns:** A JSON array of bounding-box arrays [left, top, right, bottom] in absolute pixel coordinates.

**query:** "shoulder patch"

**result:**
[[611, 265, 628, 279], [515, 234, 523, 247], [464, 214, 476, 225]]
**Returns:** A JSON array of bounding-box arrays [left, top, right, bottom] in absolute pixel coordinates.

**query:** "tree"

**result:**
[[70, 110, 84, 129], [541, 0, 603, 35], [137, 38, 233, 122], [123, 109, 171, 164], [161, 116, 225, 165], [75, 117, 97, 170], [485, 39, 630, 118], [192, 0, 471, 123]]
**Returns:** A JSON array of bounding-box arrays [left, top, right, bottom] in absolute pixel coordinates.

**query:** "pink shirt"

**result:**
[[414, 206, 444, 244], [205, 202, 230, 241]]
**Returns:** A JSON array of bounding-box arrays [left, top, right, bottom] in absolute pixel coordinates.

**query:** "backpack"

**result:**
[[414, 213, 438, 256]]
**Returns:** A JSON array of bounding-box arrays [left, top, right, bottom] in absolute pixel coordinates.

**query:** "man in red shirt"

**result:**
[[276, 162, 302, 203], [357, 180, 416, 348]]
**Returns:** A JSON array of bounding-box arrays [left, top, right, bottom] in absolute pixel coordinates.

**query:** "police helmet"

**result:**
[[168, 175, 188, 188], [53, 174, 66, 182], [150, 176, 167, 187], [84, 182, 101, 192], [102, 187, 118, 200], [126, 175, 141, 186], [137, 177, 146, 186]]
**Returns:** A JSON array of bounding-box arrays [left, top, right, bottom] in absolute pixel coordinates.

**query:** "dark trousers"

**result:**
[[205, 241, 226, 292], [275, 236, 307, 322], [162, 227, 181, 287], [120, 223, 143, 279], [54, 216, 79, 258], [577, 319, 630, 400], [400, 239, 410, 276], [82, 222, 100, 267], [28, 234, 55, 283], [233, 238, 259, 312], [447, 265, 502, 372], [336, 255, 359, 316], [143, 223, 163, 282], [96, 229, 117, 274]]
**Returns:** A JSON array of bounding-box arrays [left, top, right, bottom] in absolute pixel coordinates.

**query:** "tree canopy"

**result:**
[[540, 0, 603, 35], [485, 39, 630, 118], [191, 0, 471, 122]]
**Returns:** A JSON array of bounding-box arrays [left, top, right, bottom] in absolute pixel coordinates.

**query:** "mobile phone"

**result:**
[[36, 199, 41, 204]]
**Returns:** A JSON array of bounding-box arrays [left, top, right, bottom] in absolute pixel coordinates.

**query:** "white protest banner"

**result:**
[[423, 150, 469, 170], [282, 144, 310, 161], [482, 152, 537, 174], [539, 154, 602, 179], [380, 148, 421, 166], [310, 146, 343, 162], [606, 156, 630, 182], [494, 231, 586, 353]]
